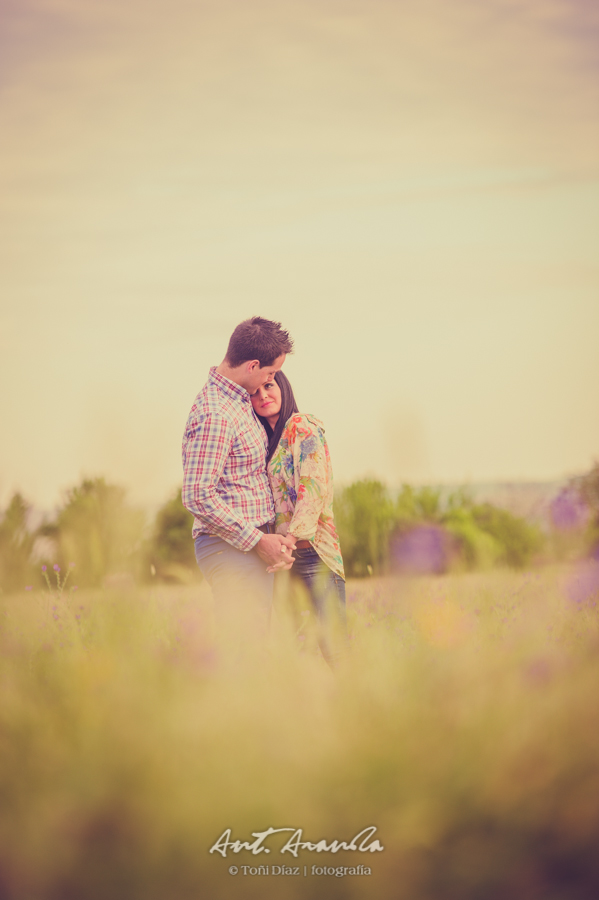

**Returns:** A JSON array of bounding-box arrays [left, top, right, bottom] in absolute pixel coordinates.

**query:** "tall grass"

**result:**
[[1, 564, 598, 899]]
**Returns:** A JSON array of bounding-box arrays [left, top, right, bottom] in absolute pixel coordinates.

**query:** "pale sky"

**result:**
[[1, 0, 598, 511]]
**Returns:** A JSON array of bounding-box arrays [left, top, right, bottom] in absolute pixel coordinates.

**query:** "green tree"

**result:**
[[335, 479, 397, 577], [336, 479, 545, 578], [145, 488, 199, 583], [443, 506, 502, 570], [0, 493, 36, 592], [414, 486, 443, 520], [41, 478, 146, 587], [471, 502, 543, 569]]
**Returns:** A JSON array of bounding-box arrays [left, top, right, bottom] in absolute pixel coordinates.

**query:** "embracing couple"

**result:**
[[181, 316, 347, 667]]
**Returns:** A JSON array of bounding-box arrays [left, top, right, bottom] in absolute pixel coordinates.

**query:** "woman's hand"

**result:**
[[255, 533, 296, 570], [266, 538, 297, 572]]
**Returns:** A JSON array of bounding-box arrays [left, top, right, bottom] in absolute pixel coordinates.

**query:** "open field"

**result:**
[[1, 564, 599, 899]]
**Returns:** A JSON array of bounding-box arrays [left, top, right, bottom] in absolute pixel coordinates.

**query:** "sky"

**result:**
[[1, 0, 598, 512]]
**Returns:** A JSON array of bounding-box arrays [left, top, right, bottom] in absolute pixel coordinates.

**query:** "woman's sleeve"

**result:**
[[287, 424, 328, 542]]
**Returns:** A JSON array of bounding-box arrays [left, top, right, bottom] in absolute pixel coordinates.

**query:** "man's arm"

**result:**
[[182, 412, 263, 551], [182, 412, 296, 564]]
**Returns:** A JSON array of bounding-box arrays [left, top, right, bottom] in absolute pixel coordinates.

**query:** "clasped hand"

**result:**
[[255, 532, 297, 573]]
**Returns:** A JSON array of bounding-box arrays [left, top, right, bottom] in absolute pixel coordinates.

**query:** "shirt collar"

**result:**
[[208, 366, 251, 404]]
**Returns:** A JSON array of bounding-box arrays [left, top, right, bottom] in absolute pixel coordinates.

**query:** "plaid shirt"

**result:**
[[182, 367, 274, 551]]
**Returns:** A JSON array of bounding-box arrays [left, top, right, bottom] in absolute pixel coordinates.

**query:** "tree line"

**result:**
[[1, 464, 598, 592]]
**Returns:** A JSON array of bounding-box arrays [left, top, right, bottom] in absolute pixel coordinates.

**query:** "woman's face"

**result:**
[[250, 378, 282, 422]]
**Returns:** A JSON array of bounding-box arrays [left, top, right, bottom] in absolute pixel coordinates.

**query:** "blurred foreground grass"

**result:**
[[1, 565, 599, 900]]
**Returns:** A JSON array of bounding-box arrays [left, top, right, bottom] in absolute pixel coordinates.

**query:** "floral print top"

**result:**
[[267, 413, 345, 580]]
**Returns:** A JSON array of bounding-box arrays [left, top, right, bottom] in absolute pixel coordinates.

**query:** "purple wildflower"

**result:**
[[53, 564, 60, 572], [41, 565, 47, 572], [392, 525, 448, 574], [25, 586, 32, 591]]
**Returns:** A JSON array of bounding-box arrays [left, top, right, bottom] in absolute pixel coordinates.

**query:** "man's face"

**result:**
[[245, 354, 286, 393]]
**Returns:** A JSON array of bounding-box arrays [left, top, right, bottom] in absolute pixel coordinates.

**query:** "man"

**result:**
[[182, 316, 297, 652]]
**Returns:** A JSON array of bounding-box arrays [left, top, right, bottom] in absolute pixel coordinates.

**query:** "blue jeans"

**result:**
[[194, 534, 274, 660], [288, 546, 348, 668]]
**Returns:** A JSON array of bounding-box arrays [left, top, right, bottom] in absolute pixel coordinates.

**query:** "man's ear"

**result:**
[[246, 359, 261, 373]]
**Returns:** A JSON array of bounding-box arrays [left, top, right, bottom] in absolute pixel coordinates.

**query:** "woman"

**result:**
[[250, 371, 348, 668]]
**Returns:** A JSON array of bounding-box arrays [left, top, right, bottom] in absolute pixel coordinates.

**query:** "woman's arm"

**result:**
[[287, 422, 329, 542]]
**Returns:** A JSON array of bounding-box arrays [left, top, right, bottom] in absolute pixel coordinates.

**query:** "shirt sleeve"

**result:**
[[287, 423, 328, 542], [182, 412, 262, 551]]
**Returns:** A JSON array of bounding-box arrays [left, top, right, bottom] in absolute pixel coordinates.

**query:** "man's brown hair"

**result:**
[[225, 316, 294, 368]]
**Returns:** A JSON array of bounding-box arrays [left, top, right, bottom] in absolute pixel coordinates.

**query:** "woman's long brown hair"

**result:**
[[256, 370, 299, 463]]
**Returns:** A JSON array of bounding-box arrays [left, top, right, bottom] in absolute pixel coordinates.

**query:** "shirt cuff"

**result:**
[[240, 526, 264, 551]]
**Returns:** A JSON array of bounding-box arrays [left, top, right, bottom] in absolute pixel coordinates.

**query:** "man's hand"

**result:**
[[255, 532, 296, 571]]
